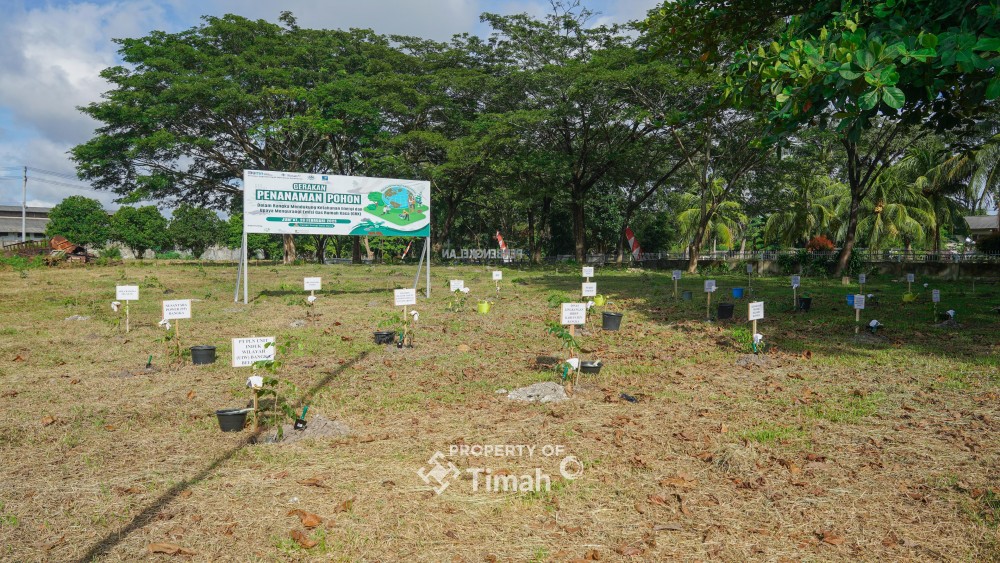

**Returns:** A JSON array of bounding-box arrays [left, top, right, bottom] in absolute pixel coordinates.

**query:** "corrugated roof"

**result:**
[[0, 205, 51, 215], [965, 215, 1000, 231]]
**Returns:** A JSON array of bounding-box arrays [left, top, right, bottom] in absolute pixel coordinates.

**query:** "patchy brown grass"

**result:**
[[0, 262, 999, 561]]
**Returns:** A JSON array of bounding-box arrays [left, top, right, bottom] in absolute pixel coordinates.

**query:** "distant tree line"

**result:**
[[67, 2, 998, 272]]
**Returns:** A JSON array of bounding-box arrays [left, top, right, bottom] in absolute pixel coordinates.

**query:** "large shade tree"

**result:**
[[71, 13, 408, 264]]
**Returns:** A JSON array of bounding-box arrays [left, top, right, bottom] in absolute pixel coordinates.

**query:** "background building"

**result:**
[[0, 205, 50, 245]]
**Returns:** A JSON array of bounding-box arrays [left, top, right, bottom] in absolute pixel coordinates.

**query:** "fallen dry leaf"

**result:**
[[186, 390, 196, 400], [654, 522, 683, 532], [13, 354, 25, 362], [287, 509, 323, 528], [333, 497, 355, 513], [178, 490, 192, 499], [147, 542, 196, 556], [43, 535, 65, 551], [167, 526, 184, 538], [219, 522, 237, 536], [584, 548, 601, 559], [445, 529, 459, 539], [103, 424, 117, 432], [70, 378, 80, 385], [41, 416, 56, 427], [289, 530, 317, 549], [634, 501, 646, 514], [297, 477, 327, 488], [270, 470, 289, 479], [820, 531, 845, 545], [660, 474, 698, 489]]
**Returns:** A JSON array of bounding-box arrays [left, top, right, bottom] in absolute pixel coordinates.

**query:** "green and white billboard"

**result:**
[[243, 169, 430, 237]]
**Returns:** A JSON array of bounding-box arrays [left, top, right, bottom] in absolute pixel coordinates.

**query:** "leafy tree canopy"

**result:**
[[169, 204, 223, 258], [45, 196, 110, 247], [110, 205, 171, 258]]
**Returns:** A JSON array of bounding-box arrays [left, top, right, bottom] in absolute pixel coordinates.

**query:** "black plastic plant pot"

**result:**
[[215, 408, 249, 432], [681, 290, 693, 301], [293, 418, 307, 431], [602, 312, 623, 331], [580, 360, 603, 374], [798, 297, 813, 312], [373, 331, 396, 345], [717, 303, 735, 320], [190, 345, 216, 365]]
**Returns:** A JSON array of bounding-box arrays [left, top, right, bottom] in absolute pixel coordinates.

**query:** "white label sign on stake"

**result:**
[[704, 279, 717, 292], [449, 280, 465, 292], [394, 288, 417, 307], [582, 267, 594, 278], [303, 277, 321, 291], [581, 282, 597, 297], [116, 285, 139, 301], [906, 273, 915, 283], [560, 303, 587, 325], [162, 299, 191, 320], [748, 301, 764, 321], [854, 295, 866, 310], [492, 271, 502, 281], [232, 336, 276, 367], [858, 274, 866, 285], [791, 275, 801, 288], [672, 270, 681, 280], [932, 289, 940, 303]]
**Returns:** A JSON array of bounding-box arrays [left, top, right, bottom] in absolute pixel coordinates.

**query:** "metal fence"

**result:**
[[540, 249, 1000, 265]]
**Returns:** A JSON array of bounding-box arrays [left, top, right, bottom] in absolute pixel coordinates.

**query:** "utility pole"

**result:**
[[21, 166, 27, 242]]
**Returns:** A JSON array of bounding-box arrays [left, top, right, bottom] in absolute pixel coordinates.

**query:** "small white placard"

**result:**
[[854, 294, 866, 310], [748, 301, 764, 321], [932, 289, 940, 303], [303, 277, 321, 291], [581, 282, 597, 297], [704, 279, 716, 293], [492, 271, 502, 281], [746, 264, 753, 274], [232, 336, 276, 368], [560, 303, 587, 325], [858, 274, 866, 285], [906, 273, 915, 283], [394, 288, 417, 307], [791, 275, 801, 289], [449, 279, 465, 292], [672, 270, 681, 280], [162, 299, 191, 320], [582, 267, 594, 278], [116, 285, 139, 301]]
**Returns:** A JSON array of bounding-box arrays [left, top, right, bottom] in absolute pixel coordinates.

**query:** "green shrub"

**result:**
[[546, 291, 572, 308], [99, 247, 122, 259]]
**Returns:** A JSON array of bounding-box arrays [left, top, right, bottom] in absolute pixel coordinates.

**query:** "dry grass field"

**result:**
[[1, 261, 999, 561]]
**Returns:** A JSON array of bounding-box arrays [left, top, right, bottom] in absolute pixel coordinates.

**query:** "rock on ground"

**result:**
[[261, 414, 351, 445], [507, 382, 568, 403]]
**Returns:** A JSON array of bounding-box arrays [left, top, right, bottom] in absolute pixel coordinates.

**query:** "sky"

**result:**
[[0, 0, 658, 210]]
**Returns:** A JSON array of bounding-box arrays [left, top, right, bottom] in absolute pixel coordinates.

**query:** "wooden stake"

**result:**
[[253, 390, 259, 432], [855, 308, 860, 334], [706, 291, 712, 320], [793, 286, 797, 308], [125, 300, 130, 334], [674, 278, 678, 299]]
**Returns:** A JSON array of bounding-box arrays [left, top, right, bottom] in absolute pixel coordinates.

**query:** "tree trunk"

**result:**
[[527, 208, 536, 264], [686, 216, 711, 273], [282, 235, 296, 265], [833, 193, 861, 275], [362, 236, 373, 260], [933, 222, 941, 253], [571, 190, 586, 263], [352, 236, 361, 264], [315, 235, 327, 264]]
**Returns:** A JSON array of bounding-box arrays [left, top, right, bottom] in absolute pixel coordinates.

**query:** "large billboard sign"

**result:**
[[243, 170, 430, 237]]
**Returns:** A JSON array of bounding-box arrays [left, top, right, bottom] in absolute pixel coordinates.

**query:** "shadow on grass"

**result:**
[[76, 349, 370, 563]]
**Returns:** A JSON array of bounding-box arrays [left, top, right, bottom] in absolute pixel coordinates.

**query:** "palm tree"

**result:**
[[763, 175, 843, 247], [841, 166, 934, 255], [676, 183, 748, 258], [896, 139, 974, 252]]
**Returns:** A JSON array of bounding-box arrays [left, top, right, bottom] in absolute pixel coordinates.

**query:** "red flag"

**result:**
[[401, 240, 413, 259], [625, 227, 642, 261], [495, 231, 508, 251]]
